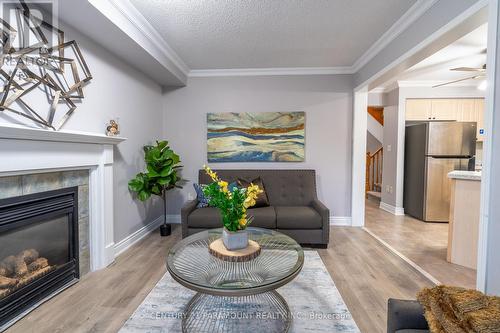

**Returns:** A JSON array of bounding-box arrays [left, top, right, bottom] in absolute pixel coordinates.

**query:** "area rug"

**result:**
[[120, 251, 360, 332]]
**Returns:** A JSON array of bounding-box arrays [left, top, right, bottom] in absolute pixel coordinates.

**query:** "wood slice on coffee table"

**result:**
[[208, 239, 261, 262]]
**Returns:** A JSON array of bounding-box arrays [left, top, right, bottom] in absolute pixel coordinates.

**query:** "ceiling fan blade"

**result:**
[[432, 75, 484, 88], [450, 67, 486, 72]]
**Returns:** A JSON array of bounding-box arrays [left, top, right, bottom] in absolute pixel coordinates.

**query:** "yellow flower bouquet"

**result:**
[[202, 166, 262, 249]]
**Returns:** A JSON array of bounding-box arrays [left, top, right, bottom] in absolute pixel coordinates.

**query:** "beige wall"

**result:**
[[0, 22, 165, 244], [380, 89, 401, 208], [163, 75, 354, 218], [366, 132, 382, 154]]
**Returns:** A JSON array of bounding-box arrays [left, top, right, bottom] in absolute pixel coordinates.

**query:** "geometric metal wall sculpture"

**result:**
[[0, 0, 92, 130]]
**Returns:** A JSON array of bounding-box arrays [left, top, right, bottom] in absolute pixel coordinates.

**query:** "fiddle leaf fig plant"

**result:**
[[128, 140, 183, 235]]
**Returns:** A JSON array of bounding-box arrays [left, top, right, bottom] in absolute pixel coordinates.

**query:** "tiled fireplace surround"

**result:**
[[0, 125, 125, 274], [0, 170, 91, 276]]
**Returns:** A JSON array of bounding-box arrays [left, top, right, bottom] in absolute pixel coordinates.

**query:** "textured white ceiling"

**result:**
[[129, 0, 417, 70], [378, 24, 488, 89]]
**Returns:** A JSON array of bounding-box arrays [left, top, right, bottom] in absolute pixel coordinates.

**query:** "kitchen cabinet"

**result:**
[[456, 99, 476, 121], [474, 99, 485, 141], [431, 99, 459, 120], [447, 171, 481, 269], [405, 99, 432, 120], [405, 98, 485, 141]]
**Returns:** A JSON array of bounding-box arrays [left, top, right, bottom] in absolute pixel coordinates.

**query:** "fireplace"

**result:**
[[0, 187, 79, 327]]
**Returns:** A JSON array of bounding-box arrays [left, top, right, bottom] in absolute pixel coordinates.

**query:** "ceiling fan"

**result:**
[[433, 64, 486, 88]]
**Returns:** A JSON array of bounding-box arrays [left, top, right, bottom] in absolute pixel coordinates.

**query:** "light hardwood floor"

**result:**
[[7, 225, 434, 333], [364, 199, 476, 289]]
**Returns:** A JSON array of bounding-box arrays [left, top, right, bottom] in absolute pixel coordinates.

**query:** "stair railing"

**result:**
[[366, 147, 383, 196]]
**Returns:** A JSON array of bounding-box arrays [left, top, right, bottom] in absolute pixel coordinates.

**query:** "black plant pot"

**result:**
[[160, 224, 171, 237]]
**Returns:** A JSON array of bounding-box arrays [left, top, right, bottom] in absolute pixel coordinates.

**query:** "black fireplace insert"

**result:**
[[0, 187, 79, 328]]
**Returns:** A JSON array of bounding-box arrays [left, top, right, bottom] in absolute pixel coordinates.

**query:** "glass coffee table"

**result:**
[[167, 227, 304, 333]]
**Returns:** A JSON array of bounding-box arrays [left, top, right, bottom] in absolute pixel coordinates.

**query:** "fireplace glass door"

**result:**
[[0, 187, 79, 328]]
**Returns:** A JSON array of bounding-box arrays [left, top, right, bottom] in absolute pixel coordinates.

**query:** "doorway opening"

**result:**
[[351, 3, 496, 291]]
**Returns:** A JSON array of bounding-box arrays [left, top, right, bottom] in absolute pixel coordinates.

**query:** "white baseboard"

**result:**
[[329, 216, 352, 226], [114, 215, 164, 257], [379, 201, 405, 216]]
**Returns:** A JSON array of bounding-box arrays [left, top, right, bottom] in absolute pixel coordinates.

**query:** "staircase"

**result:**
[[366, 147, 383, 201], [366, 106, 384, 202], [368, 107, 384, 125]]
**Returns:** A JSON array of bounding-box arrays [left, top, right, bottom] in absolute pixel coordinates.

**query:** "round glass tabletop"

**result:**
[[167, 227, 304, 296]]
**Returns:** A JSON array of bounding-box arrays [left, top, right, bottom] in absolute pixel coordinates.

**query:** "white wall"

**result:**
[[0, 22, 165, 243], [368, 92, 386, 106], [367, 113, 384, 143], [162, 75, 354, 219], [380, 104, 401, 209], [366, 132, 382, 154], [483, 0, 500, 295]]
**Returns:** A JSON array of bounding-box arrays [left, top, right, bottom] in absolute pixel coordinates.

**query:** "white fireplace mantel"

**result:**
[[0, 124, 126, 271]]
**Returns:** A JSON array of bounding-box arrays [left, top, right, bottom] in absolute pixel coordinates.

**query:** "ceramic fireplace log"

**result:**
[[28, 258, 49, 273], [19, 249, 39, 265], [0, 275, 18, 289], [16, 266, 56, 289], [0, 249, 41, 278], [0, 265, 9, 277], [0, 256, 27, 277], [0, 259, 15, 277]]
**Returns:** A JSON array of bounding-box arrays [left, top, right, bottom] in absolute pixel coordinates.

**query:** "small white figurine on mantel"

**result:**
[[106, 119, 120, 136]]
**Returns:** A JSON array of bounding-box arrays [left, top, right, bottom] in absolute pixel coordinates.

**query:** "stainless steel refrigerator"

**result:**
[[404, 122, 476, 222]]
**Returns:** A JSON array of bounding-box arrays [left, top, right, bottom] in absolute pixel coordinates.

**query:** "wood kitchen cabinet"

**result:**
[[474, 99, 485, 141], [431, 99, 459, 120], [405, 99, 432, 120], [405, 98, 485, 141]]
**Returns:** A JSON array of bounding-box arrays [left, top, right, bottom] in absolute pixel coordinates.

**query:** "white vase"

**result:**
[[222, 228, 248, 250]]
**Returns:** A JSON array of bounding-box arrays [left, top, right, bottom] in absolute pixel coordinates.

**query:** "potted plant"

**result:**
[[202, 165, 262, 250], [128, 141, 183, 237]]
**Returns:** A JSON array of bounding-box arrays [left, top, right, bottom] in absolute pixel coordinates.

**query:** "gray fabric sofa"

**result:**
[[387, 299, 429, 333], [181, 169, 329, 246]]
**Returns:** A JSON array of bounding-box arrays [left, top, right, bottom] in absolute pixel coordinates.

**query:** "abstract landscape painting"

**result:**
[[207, 112, 305, 162]]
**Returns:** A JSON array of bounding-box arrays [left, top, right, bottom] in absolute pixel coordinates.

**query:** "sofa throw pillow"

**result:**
[[237, 177, 270, 208], [228, 181, 239, 192], [193, 183, 210, 208]]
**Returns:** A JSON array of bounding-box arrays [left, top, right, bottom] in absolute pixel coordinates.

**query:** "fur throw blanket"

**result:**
[[417, 286, 500, 333]]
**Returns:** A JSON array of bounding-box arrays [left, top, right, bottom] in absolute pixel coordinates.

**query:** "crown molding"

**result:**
[[187, 0, 438, 77], [90, 0, 438, 79], [369, 87, 386, 94], [90, 0, 190, 76], [188, 66, 353, 77], [351, 0, 440, 73]]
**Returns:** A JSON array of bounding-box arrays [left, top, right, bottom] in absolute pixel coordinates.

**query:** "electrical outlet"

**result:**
[[387, 145, 392, 152], [389, 186, 393, 194], [386, 185, 390, 193]]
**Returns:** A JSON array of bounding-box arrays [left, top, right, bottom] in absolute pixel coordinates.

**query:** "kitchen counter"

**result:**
[[448, 170, 481, 181], [447, 171, 481, 269]]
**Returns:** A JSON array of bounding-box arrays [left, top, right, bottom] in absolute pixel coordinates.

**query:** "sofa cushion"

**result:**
[[275, 206, 322, 229], [188, 207, 221, 228], [199, 170, 317, 206], [193, 183, 210, 208], [246, 207, 276, 228], [237, 177, 270, 208], [188, 207, 276, 229]]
